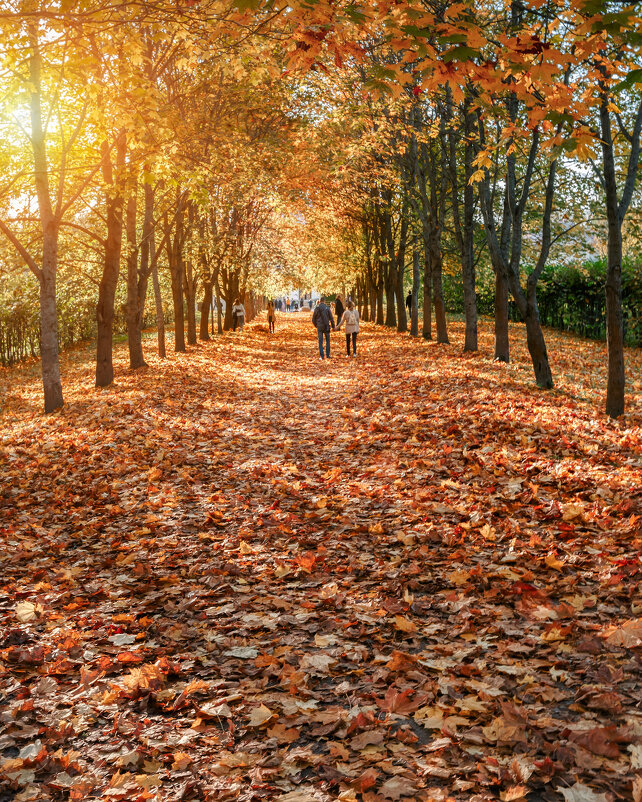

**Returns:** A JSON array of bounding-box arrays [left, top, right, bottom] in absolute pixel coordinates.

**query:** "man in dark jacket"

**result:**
[[334, 295, 344, 324], [312, 297, 335, 359], [406, 292, 412, 317]]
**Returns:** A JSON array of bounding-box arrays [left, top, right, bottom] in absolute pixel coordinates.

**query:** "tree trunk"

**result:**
[[524, 288, 553, 389], [185, 258, 198, 345], [600, 95, 629, 418], [30, 37, 63, 412], [151, 230, 166, 358], [200, 280, 212, 341], [96, 134, 126, 387], [171, 261, 186, 352], [494, 270, 510, 362], [431, 233, 449, 344], [126, 189, 147, 369], [40, 243, 63, 412], [376, 284, 384, 326], [410, 248, 420, 337], [395, 202, 408, 333], [605, 221, 625, 417], [422, 248, 432, 340]]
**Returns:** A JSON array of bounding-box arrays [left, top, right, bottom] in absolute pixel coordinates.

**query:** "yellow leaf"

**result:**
[[171, 752, 192, 770], [545, 553, 566, 572], [394, 615, 417, 634], [247, 704, 274, 727]]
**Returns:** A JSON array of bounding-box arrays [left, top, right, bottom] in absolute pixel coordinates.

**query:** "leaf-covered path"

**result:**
[[1, 316, 641, 802]]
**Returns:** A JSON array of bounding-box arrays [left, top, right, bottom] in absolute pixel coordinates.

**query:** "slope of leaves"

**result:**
[[0, 316, 641, 802]]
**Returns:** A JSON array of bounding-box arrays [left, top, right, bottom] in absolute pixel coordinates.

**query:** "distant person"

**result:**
[[312, 296, 335, 360], [406, 292, 412, 317], [308, 299, 313, 310], [335, 294, 344, 323], [286, 297, 291, 313], [337, 299, 360, 357], [267, 300, 276, 333], [232, 298, 245, 331]]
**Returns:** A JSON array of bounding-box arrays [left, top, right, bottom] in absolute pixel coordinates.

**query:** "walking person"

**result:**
[[337, 299, 360, 357], [335, 294, 344, 324], [232, 298, 245, 331], [406, 291, 412, 318], [312, 296, 335, 360], [267, 300, 276, 333], [286, 297, 291, 313]]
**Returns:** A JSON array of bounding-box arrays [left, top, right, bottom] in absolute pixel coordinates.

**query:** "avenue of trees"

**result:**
[[0, 0, 640, 417]]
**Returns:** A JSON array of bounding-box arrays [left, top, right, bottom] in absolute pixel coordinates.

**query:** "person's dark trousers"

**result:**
[[318, 329, 330, 358], [269, 319, 275, 333], [346, 332, 357, 356], [232, 313, 238, 331]]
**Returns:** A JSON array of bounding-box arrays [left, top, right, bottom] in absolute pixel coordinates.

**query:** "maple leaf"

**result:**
[[557, 784, 609, 802], [377, 687, 430, 714]]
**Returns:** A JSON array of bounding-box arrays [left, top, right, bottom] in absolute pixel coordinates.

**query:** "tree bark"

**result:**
[[96, 133, 126, 387], [184, 256, 198, 345], [40, 247, 63, 412], [494, 270, 510, 362], [422, 246, 432, 340], [431, 231, 449, 344], [150, 228, 166, 358], [598, 89, 640, 417], [126, 187, 148, 369], [199, 280, 212, 341], [30, 36, 63, 412], [524, 283, 553, 388], [395, 200, 408, 333], [410, 247, 420, 337], [167, 200, 186, 352]]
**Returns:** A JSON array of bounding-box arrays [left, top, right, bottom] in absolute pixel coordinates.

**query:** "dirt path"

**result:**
[[1, 315, 641, 801]]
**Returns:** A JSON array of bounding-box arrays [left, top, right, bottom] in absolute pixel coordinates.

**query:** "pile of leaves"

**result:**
[[0, 316, 641, 802]]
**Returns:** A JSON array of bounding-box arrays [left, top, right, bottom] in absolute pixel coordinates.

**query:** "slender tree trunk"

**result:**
[[200, 280, 212, 341], [431, 233, 448, 344], [40, 247, 63, 412], [422, 248, 432, 340], [171, 260, 186, 352], [494, 270, 510, 362], [376, 284, 384, 326], [524, 284, 553, 388], [461, 154, 478, 351], [185, 259, 198, 345], [600, 95, 629, 418], [96, 135, 125, 387], [395, 202, 408, 333], [410, 248, 420, 337], [605, 222, 625, 417], [384, 275, 397, 328], [126, 189, 147, 369], [30, 37, 63, 412], [368, 281, 377, 324], [151, 229, 166, 358]]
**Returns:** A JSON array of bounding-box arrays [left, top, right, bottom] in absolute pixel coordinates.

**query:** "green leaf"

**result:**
[[442, 45, 479, 63], [614, 68, 642, 92]]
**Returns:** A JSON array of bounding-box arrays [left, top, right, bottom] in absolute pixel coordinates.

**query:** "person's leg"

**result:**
[[352, 332, 357, 355], [325, 330, 331, 358], [317, 329, 324, 358], [346, 333, 350, 356], [239, 317, 244, 331]]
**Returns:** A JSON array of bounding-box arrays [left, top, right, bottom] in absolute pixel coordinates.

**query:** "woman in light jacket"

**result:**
[[336, 300, 360, 357], [232, 298, 246, 331]]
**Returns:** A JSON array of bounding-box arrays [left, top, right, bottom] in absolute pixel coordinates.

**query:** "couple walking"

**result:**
[[312, 296, 359, 360]]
